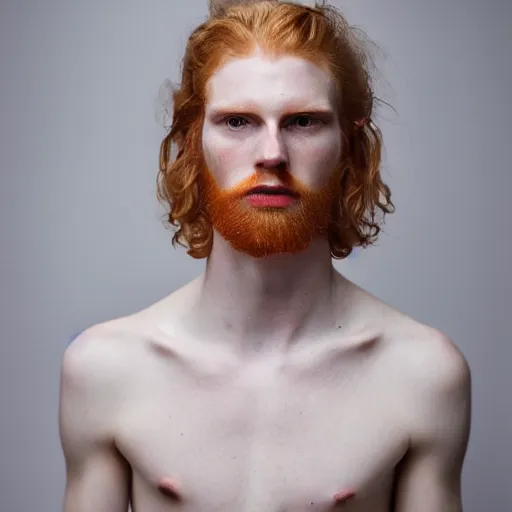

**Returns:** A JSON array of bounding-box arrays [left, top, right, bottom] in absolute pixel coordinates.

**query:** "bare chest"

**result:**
[[115, 349, 408, 511]]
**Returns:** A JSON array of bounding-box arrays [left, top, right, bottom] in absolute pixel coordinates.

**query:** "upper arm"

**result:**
[[393, 331, 472, 512], [59, 329, 131, 512]]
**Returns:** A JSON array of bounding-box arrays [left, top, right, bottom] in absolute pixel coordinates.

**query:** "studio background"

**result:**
[[1, 0, 510, 510]]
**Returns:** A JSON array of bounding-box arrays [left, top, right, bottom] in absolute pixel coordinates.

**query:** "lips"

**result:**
[[244, 185, 299, 208], [245, 185, 299, 197]]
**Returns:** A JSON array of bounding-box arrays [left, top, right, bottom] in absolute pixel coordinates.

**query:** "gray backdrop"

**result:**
[[1, 0, 510, 510]]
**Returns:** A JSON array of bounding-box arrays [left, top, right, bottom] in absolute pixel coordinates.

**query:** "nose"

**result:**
[[255, 127, 288, 172]]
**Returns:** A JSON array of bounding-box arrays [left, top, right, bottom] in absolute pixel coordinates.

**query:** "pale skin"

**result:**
[[59, 52, 471, 511]]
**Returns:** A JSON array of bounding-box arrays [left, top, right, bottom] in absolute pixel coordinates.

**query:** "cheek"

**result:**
[[202, 133, 253, 188], [290, 134, 342, 187]]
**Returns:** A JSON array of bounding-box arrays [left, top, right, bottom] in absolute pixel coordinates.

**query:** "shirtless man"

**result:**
[[58, 1, 471, 510]]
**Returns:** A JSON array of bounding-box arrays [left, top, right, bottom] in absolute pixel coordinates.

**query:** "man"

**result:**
[[59, 1, 471, 511]]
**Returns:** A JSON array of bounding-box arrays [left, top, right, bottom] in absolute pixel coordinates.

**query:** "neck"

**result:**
[[189, 232, 342, 358]]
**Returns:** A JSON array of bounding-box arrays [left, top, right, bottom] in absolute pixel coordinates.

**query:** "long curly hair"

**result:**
[[157, 0, 395, 259]]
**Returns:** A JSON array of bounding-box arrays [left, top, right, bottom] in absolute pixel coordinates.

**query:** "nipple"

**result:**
[[157, 477, 183, 501], [332, 489, 356, 505]]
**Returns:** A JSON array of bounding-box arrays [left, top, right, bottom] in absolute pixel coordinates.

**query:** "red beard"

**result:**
[[202, 168, 340, 258]]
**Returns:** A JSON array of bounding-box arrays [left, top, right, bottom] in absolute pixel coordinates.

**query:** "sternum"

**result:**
[[234, 359, 286, 509]]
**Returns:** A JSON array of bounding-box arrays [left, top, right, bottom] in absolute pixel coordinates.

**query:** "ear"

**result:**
[[208, 0, 270, 16]]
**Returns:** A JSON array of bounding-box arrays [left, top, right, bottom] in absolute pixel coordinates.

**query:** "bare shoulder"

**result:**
[[398, 322, 471, 396], [61, 277, 199, 379], [340, 278, 470, 411], [59, 321, 139, 511], [347, 280, 471, 389], [382, 307, 471, 402], [352, 285, 472, 434], [338, 282, 471, 508], [64, 310, 144, 360], [60, 318, 138, 403], [398, 320, 471, 440], [350, 286, 472, 455]]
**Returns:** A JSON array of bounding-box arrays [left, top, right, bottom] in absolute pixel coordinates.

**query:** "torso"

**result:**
[[98, 276, 431, 511]]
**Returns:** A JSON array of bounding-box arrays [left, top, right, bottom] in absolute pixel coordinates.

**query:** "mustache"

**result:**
[[245, 185, 300, 197], [228, 173, 301, 198]]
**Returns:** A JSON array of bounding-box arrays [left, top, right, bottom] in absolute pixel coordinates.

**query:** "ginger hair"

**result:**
[[157, 0, 395, 259]]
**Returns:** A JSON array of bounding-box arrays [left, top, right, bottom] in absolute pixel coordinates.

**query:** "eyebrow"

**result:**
[[207, 104, 336, 120]]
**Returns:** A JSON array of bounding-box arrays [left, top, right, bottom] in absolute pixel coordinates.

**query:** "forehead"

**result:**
[[205, 53, 336, 111]]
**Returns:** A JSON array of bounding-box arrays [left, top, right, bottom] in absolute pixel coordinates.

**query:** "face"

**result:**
[[201, 51, 343, 258]]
